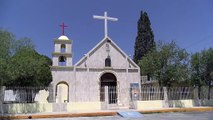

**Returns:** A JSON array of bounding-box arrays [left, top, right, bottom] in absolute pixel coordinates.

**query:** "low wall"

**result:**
[[3, 103, 53, 114], [169, 100, 194, 108], [136, 100, 164, 110], [137, 99, 213, 110], [169, 99, 213, 108], [193, 100, 213, 106], [3, 102, 102, 114], [67, 102, 101, 112], [2, 100, 213, 113]]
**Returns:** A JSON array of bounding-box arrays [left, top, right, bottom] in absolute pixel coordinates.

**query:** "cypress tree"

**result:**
[[133, 11, 155, 64]]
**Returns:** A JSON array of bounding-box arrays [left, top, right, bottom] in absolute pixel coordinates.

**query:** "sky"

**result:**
[[1, 0, 213, 64]]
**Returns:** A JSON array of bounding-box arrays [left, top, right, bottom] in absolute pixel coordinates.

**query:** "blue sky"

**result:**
[[1, 0, 213, 63]]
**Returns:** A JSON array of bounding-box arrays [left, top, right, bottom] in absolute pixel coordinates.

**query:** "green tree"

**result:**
[[191, 48, 213, 86], [12, 37, 35, 55], [139, 41, 189, 87], [0, 29, 15, 86], [133, 11, 155, 65], [191, 48, 213, 99], [6, 48, 52, 86], [190, 53, 204, 87], [0, 29, 52, 87]]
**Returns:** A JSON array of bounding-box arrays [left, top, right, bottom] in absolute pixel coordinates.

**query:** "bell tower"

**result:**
[[52, 22, 72, 67]]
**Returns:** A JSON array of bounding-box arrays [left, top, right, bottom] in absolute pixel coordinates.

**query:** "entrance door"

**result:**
[[100, 73, 117, 104], [56, 82, 69, 103]]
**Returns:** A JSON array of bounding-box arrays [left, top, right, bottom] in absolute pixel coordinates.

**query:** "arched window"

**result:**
[[105, 57, 111, 67], [59, 56, 66, 66], [61, 44, 66, 53]]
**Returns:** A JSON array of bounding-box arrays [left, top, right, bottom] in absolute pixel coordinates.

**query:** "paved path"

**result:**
[[21, 112, 213, 120], [1, 107, 213, 119]]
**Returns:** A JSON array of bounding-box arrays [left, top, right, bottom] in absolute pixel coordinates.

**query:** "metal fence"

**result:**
[[140, 86, 164, 100], [3, 86, 49, 103], [100, 86, 202, 102], [139, 86, 213, 101], [167, 87, 194, 100], [198, 86, 213, 100], [100, 86, 117, 104], [2, 86, 213, 103]]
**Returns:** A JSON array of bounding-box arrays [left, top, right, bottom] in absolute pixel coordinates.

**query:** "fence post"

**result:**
[[193, 86, 199, 99], [193, 86, 200, 106], [0, 86, 5, 114], [105, 86, 109, 108], [163, 87, 169, 108], [48, 84, 54, 103]]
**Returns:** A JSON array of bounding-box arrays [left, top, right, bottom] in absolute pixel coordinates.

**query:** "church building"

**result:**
[[50, 12, 141, 109]]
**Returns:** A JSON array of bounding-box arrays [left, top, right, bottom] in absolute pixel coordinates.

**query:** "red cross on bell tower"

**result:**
[[59, 22, 68, 35]]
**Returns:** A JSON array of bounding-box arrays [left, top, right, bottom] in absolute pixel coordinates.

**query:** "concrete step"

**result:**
[[117, 111, 143, 118]]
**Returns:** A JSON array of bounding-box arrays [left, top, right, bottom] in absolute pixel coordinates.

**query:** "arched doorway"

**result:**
[[100, 73, 117, 104], [56, 82, 69, 103]]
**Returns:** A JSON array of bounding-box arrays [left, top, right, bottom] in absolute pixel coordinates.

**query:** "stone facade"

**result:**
[[50, 36, 141, 109]]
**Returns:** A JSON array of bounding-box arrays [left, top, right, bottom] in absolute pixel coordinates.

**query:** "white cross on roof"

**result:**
[[93, 12, 118, 38]]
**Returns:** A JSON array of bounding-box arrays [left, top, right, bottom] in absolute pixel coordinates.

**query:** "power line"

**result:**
[[182, 35, 213, 51]]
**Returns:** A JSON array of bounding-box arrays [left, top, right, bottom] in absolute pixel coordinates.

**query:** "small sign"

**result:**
[[130, 83, 139, 88], [130, 83, 140, 100]]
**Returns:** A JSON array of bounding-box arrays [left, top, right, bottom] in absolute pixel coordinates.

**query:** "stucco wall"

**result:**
[[2, 100, 213, 113], [169, 100, 194, 108], [86, 42, 128, 69], [136, 100, 164, 110], [2, 102, 101, 114], [74, 70, 140, 106], [3, 103, 53, 114], [51, 70, 75, 102], [67, 102, 101, 112], [51, 68, 140, 107], [77, 40, 137, 69], [137, 100, 213, 110]]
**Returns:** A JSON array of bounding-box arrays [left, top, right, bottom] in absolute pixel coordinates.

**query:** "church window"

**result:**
[[59, 56, 67, 66], [105, 56, 111, 67], [61, 44, 66, 53]]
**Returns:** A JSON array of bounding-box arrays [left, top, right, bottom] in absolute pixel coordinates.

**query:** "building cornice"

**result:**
[[52, 52, 72, 57], [50, 66, 74, 71], [54, 39, 72, 44]]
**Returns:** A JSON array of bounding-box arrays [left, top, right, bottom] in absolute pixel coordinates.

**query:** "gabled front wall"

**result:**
[[77, 40, 137, 69]]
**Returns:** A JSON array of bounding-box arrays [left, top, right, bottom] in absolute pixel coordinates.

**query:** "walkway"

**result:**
[[1, 107, 213, 119]]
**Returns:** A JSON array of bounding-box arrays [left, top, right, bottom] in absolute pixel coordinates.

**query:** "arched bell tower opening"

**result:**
[[61, 44, 66, 53], [100, 73, 117, 104], [58, 56, 67, 66]]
